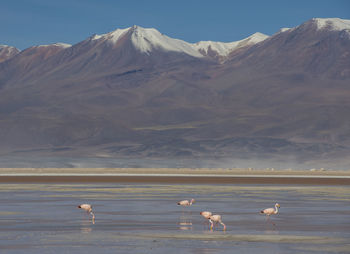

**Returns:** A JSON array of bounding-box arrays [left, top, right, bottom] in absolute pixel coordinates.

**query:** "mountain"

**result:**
[[205, 17, 350, 141], [0, 45, 19, 63], [225, 18, 350, 78], [0, 18, 350, 169]]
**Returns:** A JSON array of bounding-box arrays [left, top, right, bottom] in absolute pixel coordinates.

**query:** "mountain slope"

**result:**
[[203, 18, 350, 146], [0, 18, 349, 168], [226, 18, 350, 78]]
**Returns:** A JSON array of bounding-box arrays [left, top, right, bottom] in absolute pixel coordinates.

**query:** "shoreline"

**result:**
[[1, 167, 350, 175], [1, 168, 350, 184]]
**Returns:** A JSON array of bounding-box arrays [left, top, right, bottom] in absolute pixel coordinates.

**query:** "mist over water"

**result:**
[[0, 183, 349, 253]]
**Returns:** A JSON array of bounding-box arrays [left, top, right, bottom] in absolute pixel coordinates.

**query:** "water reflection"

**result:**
[[201, 219, 211, 231], [80, 220, 93, 234], [264, 229, 280, 235], [179, 215, 192, 231], [192, 248, 218, 254]]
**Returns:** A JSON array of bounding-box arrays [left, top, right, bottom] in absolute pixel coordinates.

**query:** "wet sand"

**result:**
[[1, 168, 350, 185]]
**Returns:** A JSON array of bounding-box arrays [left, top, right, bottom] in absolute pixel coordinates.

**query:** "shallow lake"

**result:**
[[0, 183, 349, 253]]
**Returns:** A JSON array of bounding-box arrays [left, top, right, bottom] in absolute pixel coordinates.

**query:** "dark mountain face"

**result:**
[[1, 19, 350, 169]]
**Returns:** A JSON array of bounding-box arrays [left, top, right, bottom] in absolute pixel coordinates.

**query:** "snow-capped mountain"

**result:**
[[0, 25, 269, 68], [94, 25, 203, 57], [227, 17, 350, 78], [0, 18, 350, 169], [0, 25, 269, 84], [87, 25, 268, 60], [0, 45, 20, 63]]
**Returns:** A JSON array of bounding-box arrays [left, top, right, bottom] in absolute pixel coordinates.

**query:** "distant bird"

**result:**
[[260, 203, 281, 216], [177, 199, 195, 206], [78, 204, 95, 223], [209, 214, 226, 231]]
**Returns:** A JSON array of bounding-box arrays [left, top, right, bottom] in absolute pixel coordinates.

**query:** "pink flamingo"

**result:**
[[260, 203, 280, 226], [200, 211, 212, 229], [209, 214, 226, 231], [78, 204, 95, 223], [260, 203, 280, 216], [177, 199, 195, 206]]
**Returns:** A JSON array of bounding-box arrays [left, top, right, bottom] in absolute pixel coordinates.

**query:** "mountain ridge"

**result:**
[[0, 17, 350, 169], [2, 25, 269, 63]]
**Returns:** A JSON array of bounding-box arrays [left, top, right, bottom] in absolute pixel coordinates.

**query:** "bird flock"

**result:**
[[78, 200, 280, 231]]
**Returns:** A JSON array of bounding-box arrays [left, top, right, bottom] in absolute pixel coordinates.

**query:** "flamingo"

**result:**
[[177, 199, 195, 206], [78, 204, 95, 223], [260, 203, 280, 216], [209, 214, 226, 231], [200, 211, 212, 229]]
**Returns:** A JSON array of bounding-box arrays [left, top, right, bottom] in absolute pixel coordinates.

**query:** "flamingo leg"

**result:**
[[220, 222, 226, 231], [266, 215, 276, 226], [90, 212, 95, 224], [209, 219, 214, 231]]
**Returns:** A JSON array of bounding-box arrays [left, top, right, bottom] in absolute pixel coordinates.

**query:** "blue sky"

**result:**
[[1, 0, 349, 49]]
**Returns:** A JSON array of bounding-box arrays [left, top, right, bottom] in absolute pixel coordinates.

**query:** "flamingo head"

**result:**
[[275, 203, 281, 208], [200, 211, 212, 218], [190, 199, 196, 204]]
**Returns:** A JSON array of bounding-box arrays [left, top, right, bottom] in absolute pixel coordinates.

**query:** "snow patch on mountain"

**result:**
[[313, 18, 350, 31], [94, 26, 267, 58], [103, 27, 130, 43], [91, 34, 103, 41], [193, 40, 236, 56], [0, 45, 19, 51], [0, 45, 20, 62], [278, 28, 291, 33], [193, 32, 268, 57], [246, 32, 269, 43], [36, 43, 71, 48], [130, 26, 203, 57], [101, 26, 203, 57], [0, 45, 20, 56]]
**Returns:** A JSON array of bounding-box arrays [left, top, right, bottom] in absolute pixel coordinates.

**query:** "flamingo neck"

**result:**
[[274, 205, 279, 214]]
